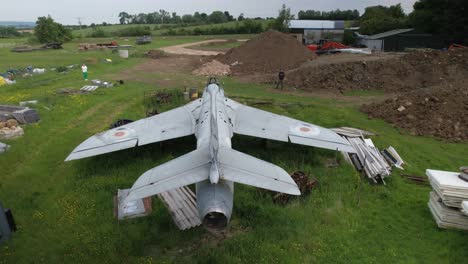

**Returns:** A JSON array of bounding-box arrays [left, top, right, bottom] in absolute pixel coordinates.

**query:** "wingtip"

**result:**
[[64, 152, 78, 162]]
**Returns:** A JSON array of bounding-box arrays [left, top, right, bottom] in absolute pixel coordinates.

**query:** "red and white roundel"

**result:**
[[106, 127, 134, 141], [290, 123, 320, 137]]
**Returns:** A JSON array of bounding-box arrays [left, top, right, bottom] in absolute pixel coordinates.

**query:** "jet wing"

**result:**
[[224, 98, 355, 153], [65, 99, 203, 161]]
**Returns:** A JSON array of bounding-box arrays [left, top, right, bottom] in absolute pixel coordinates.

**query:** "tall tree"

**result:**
[[298, 9, 360, 20], [359, 4, 408, 35], [159, 9, 170, 24], [118, 12, 130, 24], [208, 11, 228, 24], [270, 4, 294, 32], [224, 11, 234, 21], [409, 0, 468, 44], [34, 16, 72, 43]]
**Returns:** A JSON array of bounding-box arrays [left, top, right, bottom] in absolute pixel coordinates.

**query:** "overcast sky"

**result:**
[[3, 0, 418, 25]]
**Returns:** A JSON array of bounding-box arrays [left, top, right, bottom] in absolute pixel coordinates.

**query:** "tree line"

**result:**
[[298, 9, 360, 20], [358, 1, 467, 44], [118, 10, 242, 25], [7, 0, 467, 45]]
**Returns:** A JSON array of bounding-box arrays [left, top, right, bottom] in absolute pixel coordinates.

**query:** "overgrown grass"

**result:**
[[0, 36, 467, 263]]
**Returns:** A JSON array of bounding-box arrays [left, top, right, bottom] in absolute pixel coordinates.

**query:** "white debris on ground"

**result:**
[[192, 60, 231, 76], [80, 85, 99, 92], [0, 142, 10, 153], [332, 127, 404, 184], [91, 79, 113, 88], [32, 68, 45, 74], [427, 169, 468, 230], [19, 100, 38, 106]]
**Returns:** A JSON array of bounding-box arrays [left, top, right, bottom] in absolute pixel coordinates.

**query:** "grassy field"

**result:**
[[0, 36, 467, 263], [72, 21, 270, 38]]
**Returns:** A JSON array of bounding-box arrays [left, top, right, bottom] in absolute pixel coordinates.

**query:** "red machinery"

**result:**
[[448, 44, 467, 50], [307, 40, 349, 54]]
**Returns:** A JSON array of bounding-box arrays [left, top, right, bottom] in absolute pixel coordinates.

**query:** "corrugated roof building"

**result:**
[[356, 28, 444, 52], [288, 20, 345, 44]]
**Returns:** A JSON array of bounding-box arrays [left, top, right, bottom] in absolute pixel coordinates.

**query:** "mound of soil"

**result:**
[[361, 84, 468, 141], [218, 30, 316, 74], [286, 49, 468, 93]]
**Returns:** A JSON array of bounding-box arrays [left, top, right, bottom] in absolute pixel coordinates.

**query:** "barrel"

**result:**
[[118, 50, 129, 58]]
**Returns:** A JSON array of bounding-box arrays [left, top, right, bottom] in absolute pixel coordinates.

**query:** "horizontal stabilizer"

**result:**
[[125, 147, 211, 202], [218, 147, 300, 195]]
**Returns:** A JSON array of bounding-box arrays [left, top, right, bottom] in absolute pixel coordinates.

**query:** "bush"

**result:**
[[161, 20, 264, 36], [116, 26, 151, 37], [0, 26, 21, 38], [56, 66, 68, 72], [88, 28, 109, 38], [35, 16, 73, 43]]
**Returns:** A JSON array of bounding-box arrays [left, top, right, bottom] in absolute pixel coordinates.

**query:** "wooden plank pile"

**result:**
[[157, 186, 201, 230], [332, 127, 404, 184], [427, 169, 468, 230]]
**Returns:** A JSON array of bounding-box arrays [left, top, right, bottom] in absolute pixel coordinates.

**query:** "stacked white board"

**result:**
[[426, 169, 468, 230], [427, 169, 468, 208]]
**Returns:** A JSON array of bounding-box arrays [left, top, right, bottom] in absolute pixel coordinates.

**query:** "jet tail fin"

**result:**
[[218, 147, 300, 195]]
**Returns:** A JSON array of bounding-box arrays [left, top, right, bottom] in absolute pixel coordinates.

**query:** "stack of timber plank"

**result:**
[[332, 127, 402, 183], [427, 169, 468, 230], [157, 186, 201, 230]]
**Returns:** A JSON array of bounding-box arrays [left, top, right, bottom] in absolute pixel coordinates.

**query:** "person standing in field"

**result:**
[[276, 69, 285, 90], [81, 64, 88, 81]]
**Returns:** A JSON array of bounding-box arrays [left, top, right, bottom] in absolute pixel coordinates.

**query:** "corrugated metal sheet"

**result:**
[[289, 20, 344, 30], [366, 28, 414, 40]]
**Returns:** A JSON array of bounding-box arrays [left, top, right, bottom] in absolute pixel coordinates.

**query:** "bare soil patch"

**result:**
[[217, 30, 316, 75], [285, 49, 468, 93], [361, 83, 468, 141]]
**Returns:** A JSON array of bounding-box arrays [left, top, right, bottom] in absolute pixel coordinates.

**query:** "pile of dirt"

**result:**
[[192, 60, 231, 76], [285, 49, 468, 93], [218, 30, 316, 74], [361, 84, 468, 141]]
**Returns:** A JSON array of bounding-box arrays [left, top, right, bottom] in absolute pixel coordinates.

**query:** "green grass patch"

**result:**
[[0, 36, 467, 263]]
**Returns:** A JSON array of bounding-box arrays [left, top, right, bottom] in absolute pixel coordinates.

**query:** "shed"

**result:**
[[356, 29, 444, 52], [289, 20, 345, 44]]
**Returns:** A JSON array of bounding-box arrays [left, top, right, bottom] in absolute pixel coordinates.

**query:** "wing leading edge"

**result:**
[[65, 99, 202, 161], [224, 98, 356, 153]]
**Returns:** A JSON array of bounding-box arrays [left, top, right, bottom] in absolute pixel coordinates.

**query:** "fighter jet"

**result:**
[[66, 79, 355, 230]]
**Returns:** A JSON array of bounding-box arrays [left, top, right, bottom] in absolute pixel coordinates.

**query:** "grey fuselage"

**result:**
[[194, 84, 234, 230]]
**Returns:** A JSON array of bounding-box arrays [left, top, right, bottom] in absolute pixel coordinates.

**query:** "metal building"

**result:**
[[355, 28, 444, 52], [289, 20, 345, 44]]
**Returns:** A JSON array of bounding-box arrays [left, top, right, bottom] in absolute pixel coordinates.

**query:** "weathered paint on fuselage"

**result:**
[[194, 84, 234, 226]]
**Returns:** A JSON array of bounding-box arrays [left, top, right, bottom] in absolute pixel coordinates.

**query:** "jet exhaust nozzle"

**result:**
[[196, 180, 234, 231], [203, 211, 228, 231]]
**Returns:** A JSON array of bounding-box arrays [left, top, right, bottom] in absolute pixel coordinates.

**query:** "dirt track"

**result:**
[[159, 39, 228, 56]]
